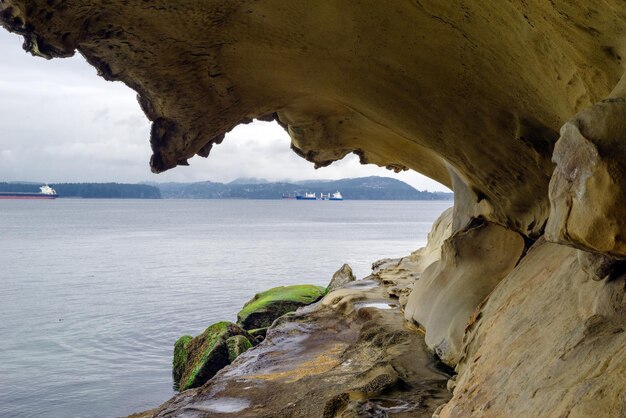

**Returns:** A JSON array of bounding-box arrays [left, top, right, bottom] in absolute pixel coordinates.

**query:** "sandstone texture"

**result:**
[[326, 263, 356, 293], [546, 105, 626, 257], [439, 240, 626, 418], [405, 221, 525, 366], [3, 1, 626, 417]]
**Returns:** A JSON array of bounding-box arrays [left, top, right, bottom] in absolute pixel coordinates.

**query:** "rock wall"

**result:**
[[2, 1, 625, 416], [404, 221, 525, 366], [439, 240, 626, 417]]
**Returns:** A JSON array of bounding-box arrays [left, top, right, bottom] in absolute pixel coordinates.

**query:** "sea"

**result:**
[[0, 199, 451, 417]]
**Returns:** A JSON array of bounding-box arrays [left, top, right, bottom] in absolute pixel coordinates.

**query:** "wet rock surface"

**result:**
[[141, 279, 451, 417]]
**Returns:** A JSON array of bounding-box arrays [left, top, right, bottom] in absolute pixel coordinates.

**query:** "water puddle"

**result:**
[[186, 397, 251, 414], [354, 301, 399, 310]]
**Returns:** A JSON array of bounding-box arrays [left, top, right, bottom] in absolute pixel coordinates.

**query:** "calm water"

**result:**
[[0, 199, 451, 417]]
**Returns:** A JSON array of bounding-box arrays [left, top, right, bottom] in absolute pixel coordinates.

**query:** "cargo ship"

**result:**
[[293, 191, 343, 200], [295, 192, 317, 200], [0, 184, 58, 200], [329, 191, 343, 201]]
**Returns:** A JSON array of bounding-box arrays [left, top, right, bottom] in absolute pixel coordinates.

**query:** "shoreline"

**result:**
[[133, 262, 453, 417], [131, 210, 456, 417]]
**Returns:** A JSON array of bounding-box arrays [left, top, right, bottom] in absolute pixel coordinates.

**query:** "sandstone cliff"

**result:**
[[2, 1, 624, 416]]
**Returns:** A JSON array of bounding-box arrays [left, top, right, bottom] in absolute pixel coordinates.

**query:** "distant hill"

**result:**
[[155, 176, 453, 200], [0, 177, 452, 200], [0, 182, 161, 199]]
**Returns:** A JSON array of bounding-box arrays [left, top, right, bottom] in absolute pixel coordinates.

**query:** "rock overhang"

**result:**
[[1, 0, 625, 247]]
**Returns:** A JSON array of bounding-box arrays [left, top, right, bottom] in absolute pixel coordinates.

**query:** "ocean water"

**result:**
[[0, 199, 451, 417]]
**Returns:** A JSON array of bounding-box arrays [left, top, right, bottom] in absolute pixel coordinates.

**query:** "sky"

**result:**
[[0, 30, 449, 191]]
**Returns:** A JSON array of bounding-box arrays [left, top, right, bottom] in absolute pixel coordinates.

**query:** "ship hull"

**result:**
[[0, 193, 57, 200], [295, 196, 317, 200]]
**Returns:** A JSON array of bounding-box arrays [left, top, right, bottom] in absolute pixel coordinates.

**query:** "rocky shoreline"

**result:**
[[131, 211, 455, 417], [171, 284, 327, 392], [131, 206, 626, 417]]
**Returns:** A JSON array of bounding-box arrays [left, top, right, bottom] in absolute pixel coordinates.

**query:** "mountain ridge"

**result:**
[[154, 176, 452, 200], [0, 176, 452, 200]]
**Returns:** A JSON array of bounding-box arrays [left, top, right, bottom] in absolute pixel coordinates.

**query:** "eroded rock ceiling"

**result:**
[[3, 1, 625, 246]]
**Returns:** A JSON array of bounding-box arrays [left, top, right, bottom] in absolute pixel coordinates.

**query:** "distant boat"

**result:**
[[0, 184, 58, 200], [296, 192, 317, 200], [329, 191, 343, 201], [281, 193, 296, 199]]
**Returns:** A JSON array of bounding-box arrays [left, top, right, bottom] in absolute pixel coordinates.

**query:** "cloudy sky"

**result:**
[[0, 30, 448, 191]]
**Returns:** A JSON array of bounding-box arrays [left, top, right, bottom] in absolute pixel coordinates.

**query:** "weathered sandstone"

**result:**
[[546, 102, 626, 257], [326, 263, 356, 293], [2, 1, 626, 417], [405, 221, 525, 366], [439, 240, 626, 418]]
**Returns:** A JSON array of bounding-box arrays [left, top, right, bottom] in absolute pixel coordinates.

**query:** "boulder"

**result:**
[[173, 321, 253, 391], [236, 285, 326, 330], [546, 106, 626, 258], [326, 264, 356, 292]]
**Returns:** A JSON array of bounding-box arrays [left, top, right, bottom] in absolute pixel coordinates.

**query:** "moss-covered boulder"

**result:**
[[172, 335, 193, 384], [236, 285, 326, 330], [225, 335, 253, 362], [174, 322, 254, 391]]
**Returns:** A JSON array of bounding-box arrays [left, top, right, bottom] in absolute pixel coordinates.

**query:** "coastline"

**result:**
[[132, 209, 456, 417]]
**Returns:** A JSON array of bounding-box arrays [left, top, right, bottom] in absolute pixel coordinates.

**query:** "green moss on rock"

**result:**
[[225, 335, 253, 362], [174, 321, 253, 391], [173, 335, 193, 384], [236, 285, 326, 330]]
